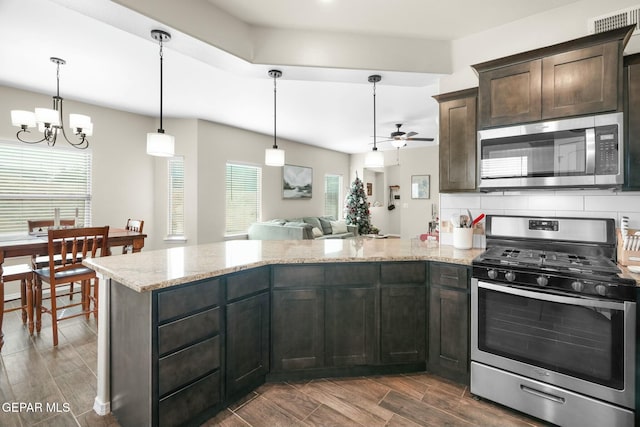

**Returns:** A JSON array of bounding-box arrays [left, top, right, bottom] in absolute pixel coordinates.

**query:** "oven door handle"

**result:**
[[478, 281, 627, 311]]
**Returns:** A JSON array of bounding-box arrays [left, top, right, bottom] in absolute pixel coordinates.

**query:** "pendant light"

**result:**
[[364, 75, 384, 168], [147, 29, 175, 157], [265, 69, 285, 166]]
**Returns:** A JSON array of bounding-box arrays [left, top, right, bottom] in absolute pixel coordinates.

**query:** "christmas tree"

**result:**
[[345, 173, 372, 235]]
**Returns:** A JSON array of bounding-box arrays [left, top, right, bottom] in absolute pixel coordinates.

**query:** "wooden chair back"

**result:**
[[45, 226, 109, 283], [28, 219, 76, 233], [125, 219, 144, 233]]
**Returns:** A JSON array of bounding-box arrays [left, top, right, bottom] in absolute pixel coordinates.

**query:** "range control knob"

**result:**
[[571, 281, 585, 293], [536, 276, 549, 286], [595, 284, 608, 297], [505, 271, 516, 282], [487, 269, 498, 280]]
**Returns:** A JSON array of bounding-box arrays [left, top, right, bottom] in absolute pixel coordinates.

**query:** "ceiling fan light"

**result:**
[[364, 149, 384, 168], [390, 139, 405, 148], [265, 147, 285, 166], [147, 132, 175, 157]]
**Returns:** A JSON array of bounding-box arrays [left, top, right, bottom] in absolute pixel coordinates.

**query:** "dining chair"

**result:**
[[33, 226, 109, 346], [2, 264, 34, 333], [122, 219, 144, 254], [29, 218, 80, 299]]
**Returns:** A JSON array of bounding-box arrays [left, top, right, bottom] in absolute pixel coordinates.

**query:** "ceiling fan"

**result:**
[[379, 124, 434, 148]]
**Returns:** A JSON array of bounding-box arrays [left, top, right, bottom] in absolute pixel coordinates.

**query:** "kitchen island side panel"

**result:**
[[110, 280, 153, 427]]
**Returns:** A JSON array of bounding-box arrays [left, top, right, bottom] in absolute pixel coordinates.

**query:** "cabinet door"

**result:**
[[325, 287, 376, 366], [380, 285, 426, 364], [428, 286, 469, 384], [478, 60, 542, 128], [438, 93, 477, 192], [271, 289, 325, 371], [226, 292, 269, 399], [542, 41, 620, 119], [624, 55, 640, 189]]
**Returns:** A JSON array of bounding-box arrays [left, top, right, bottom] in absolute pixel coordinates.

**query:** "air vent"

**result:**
[[588, 5, 640, 35]]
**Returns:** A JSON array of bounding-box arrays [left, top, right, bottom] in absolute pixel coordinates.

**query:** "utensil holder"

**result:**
[[617, 228, 640, 267], [453, 227, 473, 250]]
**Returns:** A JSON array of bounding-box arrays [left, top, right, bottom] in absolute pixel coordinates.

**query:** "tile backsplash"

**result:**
[[439, 189, 640, 247]]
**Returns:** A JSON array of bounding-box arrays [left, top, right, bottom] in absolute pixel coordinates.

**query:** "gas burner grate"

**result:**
[[501, 249, 521, 258]]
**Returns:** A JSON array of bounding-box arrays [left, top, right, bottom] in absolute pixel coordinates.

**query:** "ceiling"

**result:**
[[0, 0, 581, 154]]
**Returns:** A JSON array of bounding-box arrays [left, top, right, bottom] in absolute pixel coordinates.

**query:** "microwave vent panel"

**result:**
[[588, 5, 640, 35]]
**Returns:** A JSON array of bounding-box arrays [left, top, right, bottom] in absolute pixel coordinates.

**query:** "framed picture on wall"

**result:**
[[283, 164, 313, 199], [411, 175, 430, 199]]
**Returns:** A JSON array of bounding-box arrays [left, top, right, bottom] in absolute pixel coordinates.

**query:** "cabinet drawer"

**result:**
[[158, 335, 220, 397], [380, 262, 426, 284], [226, 267, 270, 301], [430, 263, 468, 290], [326, 263, 377, 285], [157, 279, 221, 323], [158, 370, 221, 427], [158, 307, 220, 356], [273, 265, 324, 288]]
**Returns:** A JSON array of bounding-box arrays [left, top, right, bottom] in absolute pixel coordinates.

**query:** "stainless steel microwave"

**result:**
[[478, 112, 624, 190]]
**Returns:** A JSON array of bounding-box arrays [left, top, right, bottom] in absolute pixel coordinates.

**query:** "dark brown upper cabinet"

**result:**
[[478, 59, 541, 127], [473, 25, 634, 129], [433, 88, 478, 192], [624, 53, 640, 190]]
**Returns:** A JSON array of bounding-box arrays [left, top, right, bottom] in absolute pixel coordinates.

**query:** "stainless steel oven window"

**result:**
[[475, 283, 625, 389]]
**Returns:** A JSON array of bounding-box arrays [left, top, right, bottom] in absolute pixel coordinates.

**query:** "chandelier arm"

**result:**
[[15, 129, 48, 144]]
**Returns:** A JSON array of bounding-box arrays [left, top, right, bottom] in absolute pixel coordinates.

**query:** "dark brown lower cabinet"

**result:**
[[271, 288, 325, 371], [428, 284, 469, 384], [226, 292, 270, 400], [380, 284, 426, 364], [325, 287, 376, 366]]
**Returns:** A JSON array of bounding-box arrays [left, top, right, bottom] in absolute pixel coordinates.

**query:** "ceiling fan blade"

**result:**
[[405, 131, 418, 138], [406, 137, 435, 141]]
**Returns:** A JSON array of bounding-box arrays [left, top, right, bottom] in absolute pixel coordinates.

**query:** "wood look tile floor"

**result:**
[[0, 298, 550, 427]]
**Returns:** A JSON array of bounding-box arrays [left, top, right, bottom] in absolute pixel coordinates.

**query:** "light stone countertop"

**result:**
[[83, 238, 485, 293]]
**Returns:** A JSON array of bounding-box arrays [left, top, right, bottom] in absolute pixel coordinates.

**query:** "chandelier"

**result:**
[[11, 57, 92, 149]]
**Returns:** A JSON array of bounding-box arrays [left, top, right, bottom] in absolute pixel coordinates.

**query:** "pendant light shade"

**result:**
[[147, 131, 175, 157], [147, 29, 175, 157], [365, 75, 384, 168], [265, 69, 285, 166]]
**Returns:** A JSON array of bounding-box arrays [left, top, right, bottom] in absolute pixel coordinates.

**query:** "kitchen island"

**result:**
[[84, 238, 483, 427]]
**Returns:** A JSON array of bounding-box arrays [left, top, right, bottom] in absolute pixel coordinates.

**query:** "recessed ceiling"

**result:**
[[0, 0, 581, 154]]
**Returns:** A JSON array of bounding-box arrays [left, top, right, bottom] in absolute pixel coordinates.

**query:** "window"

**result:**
[[324, 174, 343, 220], [226, 163, 262, 235], [167, 156, 185, 238], [0, 142, 92, 234]]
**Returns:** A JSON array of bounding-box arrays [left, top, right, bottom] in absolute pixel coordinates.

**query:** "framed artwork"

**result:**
[[366, 182, 372, 196], [411, 175, 430, 199], [283, 164, 313, 199]]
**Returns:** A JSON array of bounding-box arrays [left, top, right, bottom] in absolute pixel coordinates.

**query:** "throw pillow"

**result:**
[[318, 217, 333, 235], [303, 217, 323, 231], [311, 227, 323, 238], [330, 220, 348, 234]]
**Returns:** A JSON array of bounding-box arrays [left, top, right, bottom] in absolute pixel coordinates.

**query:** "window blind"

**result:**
[[168, 156, 185, 237], [324, 174, 342, 220], [226, 163, 261, 235], [0, 142, 92, 234]]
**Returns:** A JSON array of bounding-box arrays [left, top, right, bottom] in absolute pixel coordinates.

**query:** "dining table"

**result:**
[[0, 227, 147, 351]]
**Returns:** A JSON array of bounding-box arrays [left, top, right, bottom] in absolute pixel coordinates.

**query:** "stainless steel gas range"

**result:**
[[471, 215, 636, 427]]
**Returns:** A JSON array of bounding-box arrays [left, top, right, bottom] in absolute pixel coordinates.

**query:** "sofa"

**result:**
[[248, 216, 358, 240]]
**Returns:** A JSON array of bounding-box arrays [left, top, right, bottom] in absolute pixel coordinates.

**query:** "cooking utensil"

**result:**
[[450, 214, 460, 228], [466, 209, 474, 228], [471, 213, 485, 227]]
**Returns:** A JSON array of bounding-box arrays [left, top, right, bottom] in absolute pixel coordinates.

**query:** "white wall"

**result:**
[[351, 145, 440, 239], [195, 119, 350, 244], [0, 85, 158, 249]]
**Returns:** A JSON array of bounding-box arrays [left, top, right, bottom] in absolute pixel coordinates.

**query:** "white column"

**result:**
[[93, 272, 111, 415]]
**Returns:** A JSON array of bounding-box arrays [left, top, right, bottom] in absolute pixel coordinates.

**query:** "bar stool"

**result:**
[[2, 264, 34, 334]]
